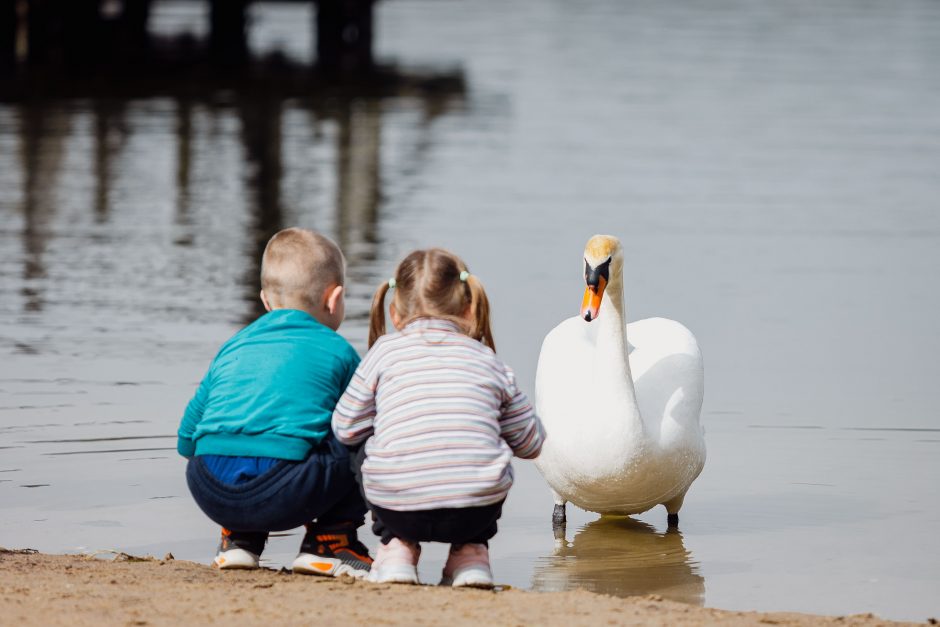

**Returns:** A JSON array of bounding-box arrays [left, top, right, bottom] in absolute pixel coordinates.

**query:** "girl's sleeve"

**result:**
[[332, 345, 381, 446], [499, 366, 545, 459]]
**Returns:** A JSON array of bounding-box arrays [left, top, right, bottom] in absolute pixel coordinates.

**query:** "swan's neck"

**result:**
[[595, 279, 642, 423]]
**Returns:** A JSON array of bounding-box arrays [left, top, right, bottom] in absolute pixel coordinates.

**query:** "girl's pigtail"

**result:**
[[369, 281, 391, 348], [466, 275, 496, 352]]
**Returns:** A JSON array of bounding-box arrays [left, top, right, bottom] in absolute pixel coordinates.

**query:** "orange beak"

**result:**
[[580, 275, 606, 322]]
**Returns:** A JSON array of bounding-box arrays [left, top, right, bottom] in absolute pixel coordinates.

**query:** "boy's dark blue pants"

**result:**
[[185, 434, 367, 533]]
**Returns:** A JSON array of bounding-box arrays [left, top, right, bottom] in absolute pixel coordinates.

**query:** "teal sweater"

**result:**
[[177, 309, 360, 461]]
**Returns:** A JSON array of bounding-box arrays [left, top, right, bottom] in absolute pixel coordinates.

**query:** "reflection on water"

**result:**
[[2, 69, 464, 333], [532, 517, 705, 605]]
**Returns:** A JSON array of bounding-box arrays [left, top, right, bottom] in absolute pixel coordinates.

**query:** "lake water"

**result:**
[[2, 0, 939, 622]]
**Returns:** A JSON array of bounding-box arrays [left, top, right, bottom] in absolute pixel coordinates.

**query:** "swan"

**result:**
[[534, 234, 705, 527]]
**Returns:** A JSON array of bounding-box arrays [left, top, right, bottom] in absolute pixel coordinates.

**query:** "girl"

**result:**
[[331, 248, 544, 587]]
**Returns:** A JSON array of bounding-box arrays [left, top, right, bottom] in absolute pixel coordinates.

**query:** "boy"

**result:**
[[178, 228, 371, 578]]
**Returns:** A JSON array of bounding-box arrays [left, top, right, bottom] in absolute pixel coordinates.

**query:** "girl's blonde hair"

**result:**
[[369, 248, 495, 351]]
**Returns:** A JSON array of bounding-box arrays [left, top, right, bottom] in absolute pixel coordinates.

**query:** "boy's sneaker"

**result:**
[[366, 537, 420, 585], [440, 543, 494, 588], [214, 528, 265, 570], [292, 524, 373, 579]]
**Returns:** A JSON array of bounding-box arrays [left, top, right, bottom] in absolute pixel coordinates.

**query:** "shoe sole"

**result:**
[[292, 555, 368, 579], [453, 579, 494, 589], [446, 567, 494, 589], [214, 561, 259, 570], [214, 549, 260, 570], [367, 565, 419, 585]]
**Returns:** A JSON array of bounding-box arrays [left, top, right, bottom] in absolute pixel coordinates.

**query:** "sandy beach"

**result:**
[[0, 549, 921, 626]]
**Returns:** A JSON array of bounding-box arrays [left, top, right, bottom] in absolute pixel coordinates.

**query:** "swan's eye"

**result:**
[[584, 257, 611, 288]]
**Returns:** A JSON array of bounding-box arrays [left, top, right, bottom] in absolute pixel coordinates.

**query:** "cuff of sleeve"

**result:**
[[333, 431, 357, 446], [515, 443, 542, 459], [177, 438, 196, 458]]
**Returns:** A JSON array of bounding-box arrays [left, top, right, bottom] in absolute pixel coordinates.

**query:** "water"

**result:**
[[2, 0, 940, 621]]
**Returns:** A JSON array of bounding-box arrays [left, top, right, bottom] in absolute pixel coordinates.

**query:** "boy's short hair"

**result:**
[[261, 228, 345, 310]]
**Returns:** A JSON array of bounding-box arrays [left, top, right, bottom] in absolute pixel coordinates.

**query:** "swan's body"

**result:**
[[535, 235, 705, 520]]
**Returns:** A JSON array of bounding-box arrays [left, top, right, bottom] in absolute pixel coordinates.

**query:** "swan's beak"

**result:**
[[581, 276, 606, 322], [581, 256, 611, 322]]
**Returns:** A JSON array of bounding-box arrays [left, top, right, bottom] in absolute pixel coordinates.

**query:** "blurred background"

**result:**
[[1, 0, 938, 621]]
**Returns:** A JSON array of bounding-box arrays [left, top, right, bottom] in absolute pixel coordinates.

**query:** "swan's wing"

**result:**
[[628, 318, 701, 377], [628, 317, 705, 439]]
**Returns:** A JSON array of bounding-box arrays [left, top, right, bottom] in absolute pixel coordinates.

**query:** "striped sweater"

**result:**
[[332, 318, 544, 511]]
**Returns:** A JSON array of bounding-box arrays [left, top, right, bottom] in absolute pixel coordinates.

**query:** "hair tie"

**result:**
[[459, 270, 470, 283], [388, 278, 397, 289]]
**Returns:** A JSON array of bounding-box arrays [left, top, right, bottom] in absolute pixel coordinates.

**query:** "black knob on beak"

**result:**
[[584, 257, 611, 288]]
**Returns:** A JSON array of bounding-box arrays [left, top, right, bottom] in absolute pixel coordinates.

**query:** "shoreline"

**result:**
[[0, 549, 921, 626]]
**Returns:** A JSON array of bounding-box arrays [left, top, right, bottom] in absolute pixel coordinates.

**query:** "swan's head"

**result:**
[[581, 234, 623, 322]]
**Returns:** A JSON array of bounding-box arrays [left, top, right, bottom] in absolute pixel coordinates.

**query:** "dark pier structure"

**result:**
[[0, 0, 464, 117], [0, 0, 378, 77], [0, 1, 467, 324]]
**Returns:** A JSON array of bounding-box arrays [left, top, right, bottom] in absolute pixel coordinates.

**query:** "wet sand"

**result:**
[[0, 550, 920, 626]]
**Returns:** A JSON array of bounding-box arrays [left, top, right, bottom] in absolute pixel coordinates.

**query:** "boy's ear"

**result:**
[[326, 284, 344, 315], [260, 290, 272, 312]]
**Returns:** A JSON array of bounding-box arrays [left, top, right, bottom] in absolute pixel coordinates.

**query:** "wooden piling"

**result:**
[[209, 0, 248, 67], [7, 0, 383, 78], [0, 0, 15, 73], [315, 0, 375, 75], [62, 0, 102, 67], [25, 0, 49, 64], [120, 0, 152, 61]]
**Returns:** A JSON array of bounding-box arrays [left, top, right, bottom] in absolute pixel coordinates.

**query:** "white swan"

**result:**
[[535, 235, 705, 526]]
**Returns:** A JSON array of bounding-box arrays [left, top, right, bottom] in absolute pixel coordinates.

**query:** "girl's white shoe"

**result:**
[[439, 543, 493, 588], [366, 537, 421, 584]]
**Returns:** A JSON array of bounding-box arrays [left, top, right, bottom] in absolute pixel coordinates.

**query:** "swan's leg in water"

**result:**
[[551, 492, 567, 527], [664, 492, 686, 528], [551, 493, 567, 546], [552, 503, 567, 525]]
